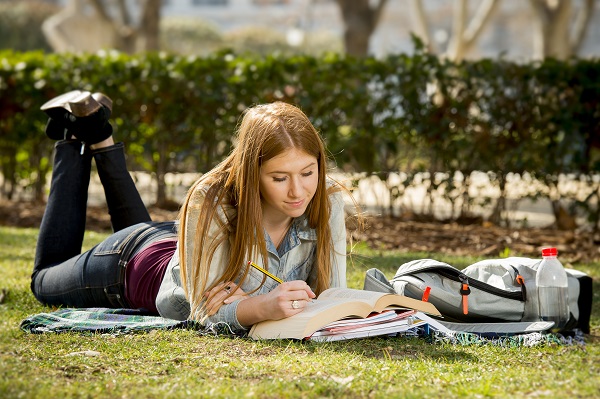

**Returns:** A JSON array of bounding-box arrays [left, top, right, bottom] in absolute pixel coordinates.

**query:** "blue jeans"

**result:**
[[31, 140, 175, 309]]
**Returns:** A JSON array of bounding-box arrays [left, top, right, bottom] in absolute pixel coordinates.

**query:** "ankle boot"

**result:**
[[41, 91, 114, 145]]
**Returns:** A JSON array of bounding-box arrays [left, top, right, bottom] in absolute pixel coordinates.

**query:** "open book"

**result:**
[[249, 287, 441, 340]]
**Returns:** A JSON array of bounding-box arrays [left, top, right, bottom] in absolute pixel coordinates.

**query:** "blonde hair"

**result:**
[[179, 102, 342, 321]]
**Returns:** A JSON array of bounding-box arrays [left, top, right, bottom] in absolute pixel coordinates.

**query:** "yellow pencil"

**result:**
[[248, 261, 283, 284]]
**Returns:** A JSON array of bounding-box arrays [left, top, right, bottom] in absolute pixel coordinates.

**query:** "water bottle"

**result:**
[[536, 247, 569, 330]]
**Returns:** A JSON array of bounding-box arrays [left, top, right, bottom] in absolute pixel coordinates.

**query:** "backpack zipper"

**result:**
[[458, 274, 470, 314], [394, 266, 526, 302], [435, 268, 525, 301], [509, 265, 527, 301]]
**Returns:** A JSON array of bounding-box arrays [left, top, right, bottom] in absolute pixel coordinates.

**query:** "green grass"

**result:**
[[1, 226, 598, 398]]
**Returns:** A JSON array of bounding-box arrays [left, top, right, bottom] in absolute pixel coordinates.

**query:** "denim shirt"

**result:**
[[155, 186, 347, 333]]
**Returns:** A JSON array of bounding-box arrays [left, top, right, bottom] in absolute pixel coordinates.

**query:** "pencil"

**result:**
[[248, 261, 283, 284]]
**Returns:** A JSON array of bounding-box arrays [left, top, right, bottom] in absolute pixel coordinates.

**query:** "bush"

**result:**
[[0, 50, 598, 228]]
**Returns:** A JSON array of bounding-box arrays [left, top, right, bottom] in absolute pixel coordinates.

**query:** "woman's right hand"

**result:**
[[236, 280, 316, 326]]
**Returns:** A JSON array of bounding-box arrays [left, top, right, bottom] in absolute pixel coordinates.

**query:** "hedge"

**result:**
[[0, 49, 598, 229]]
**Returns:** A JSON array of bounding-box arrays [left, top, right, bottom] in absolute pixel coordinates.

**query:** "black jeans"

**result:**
[[31, 140, 174, 309]]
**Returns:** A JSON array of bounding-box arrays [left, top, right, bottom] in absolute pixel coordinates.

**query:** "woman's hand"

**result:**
[[267, 280, 317, 319], [236, 280, 316, 326], [204, 281, 247, 316]]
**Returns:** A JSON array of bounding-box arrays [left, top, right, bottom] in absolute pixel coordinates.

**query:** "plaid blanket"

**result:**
[[20, 308, 584, 346], [20, 308, 200, 335]]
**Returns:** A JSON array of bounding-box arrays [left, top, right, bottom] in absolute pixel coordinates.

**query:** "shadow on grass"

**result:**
[[247, 335, 479, 363]]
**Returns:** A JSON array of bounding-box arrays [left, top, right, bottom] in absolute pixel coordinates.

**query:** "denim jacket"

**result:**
[[155, 184, 347, 333]]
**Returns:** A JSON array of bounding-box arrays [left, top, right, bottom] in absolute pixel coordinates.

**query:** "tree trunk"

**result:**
[[409, 0, 499, 61], [335, 0, 388, 57], [31, 142, 51, 203], [489, 174, 506, 226], [542, 0, 572, 59], [409, 0, 436, 52], [88, 0, 162, 53], [447, 0, 468, 61], [528, 0, 593, 60], [140, 0, 161, 51], [447, 0, 500, 61], [552, 200, 578, 230], [0, 147, 17, 200]]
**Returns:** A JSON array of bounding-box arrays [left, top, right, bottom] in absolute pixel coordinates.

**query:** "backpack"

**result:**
[[363, 257, 592, 333]]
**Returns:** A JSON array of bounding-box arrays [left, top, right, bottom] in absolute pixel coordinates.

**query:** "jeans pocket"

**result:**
[[94, 224, 148, 256], [104, 284, 127, 307]]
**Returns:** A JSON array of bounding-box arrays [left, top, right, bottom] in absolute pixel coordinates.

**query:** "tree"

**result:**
[[0, 0, 58, 52], [42, 0, 162, 53], [334, 0, 389, 57], [89, 0, 162, 52], [409, 0, 500, 62], [528, 0, 595, 60]]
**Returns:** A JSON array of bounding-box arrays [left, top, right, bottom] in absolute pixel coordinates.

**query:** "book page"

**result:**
[[319, 288, 440, 316], [320, 310, 399, 329], [317, 288, 387, 305], [309, 319, 427, 342], [291, 299, 357, 319], [320, 310, 416, 333]]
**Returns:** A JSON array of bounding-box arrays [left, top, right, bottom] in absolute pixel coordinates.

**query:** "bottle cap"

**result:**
[[541, 247, 558, 257]]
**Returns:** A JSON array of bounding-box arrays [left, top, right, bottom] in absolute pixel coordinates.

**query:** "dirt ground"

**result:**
[[1, 199, 598, 263]]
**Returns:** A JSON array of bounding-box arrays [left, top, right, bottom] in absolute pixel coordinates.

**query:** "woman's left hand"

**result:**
[[204, 281, 247, 316]]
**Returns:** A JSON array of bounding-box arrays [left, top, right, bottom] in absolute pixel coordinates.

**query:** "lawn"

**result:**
[[0, 226, 598, 398]]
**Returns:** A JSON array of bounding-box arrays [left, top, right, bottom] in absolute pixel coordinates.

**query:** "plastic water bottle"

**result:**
[[536, 247, 569, 330]]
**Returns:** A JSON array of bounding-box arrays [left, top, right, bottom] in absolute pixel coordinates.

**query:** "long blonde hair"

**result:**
[[179, 102, 340, 320]]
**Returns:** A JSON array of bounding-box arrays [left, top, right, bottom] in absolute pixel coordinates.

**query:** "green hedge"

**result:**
[[1, 49, 598, 228]]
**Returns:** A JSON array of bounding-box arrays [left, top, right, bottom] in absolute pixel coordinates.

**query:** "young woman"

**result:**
[[31, 91, 353, 333]]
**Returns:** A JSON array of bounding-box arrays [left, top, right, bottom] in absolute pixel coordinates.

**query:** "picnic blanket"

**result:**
[[20, 308, 584, 346], [20, 308, 204, 335], [428, 328, 584, 347]]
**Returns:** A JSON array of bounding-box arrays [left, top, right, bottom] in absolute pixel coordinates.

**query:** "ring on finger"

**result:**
[[291, 300, 300, 309], [224, 285, 231, 294]]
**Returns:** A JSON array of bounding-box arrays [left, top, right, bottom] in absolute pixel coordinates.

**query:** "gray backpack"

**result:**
[[364, 257, 592, 333]]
